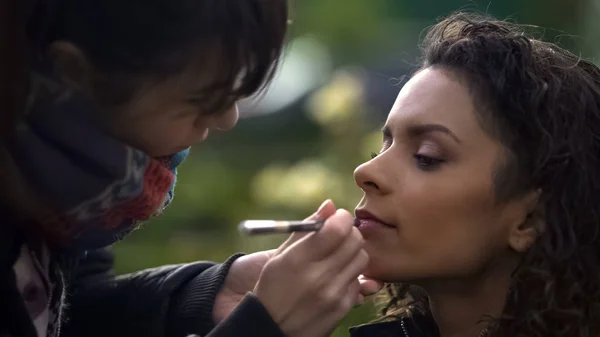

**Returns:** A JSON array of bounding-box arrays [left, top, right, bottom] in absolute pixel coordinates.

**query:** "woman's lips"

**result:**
[[356, 218, 395, 238], [359, 218, 393, 227], [354, 209, 396, 229], [354, 209, 396, 238]]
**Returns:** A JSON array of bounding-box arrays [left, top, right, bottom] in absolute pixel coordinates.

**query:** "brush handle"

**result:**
[[238, 220, 325, 235]]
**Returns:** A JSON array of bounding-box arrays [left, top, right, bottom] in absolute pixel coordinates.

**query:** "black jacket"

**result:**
[[349, 314, 437, 337], [61, 248, 286, 337], [0, 212, 286, 337]]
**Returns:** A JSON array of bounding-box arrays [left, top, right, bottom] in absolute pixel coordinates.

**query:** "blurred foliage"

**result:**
[[113, 1, 595, 335]]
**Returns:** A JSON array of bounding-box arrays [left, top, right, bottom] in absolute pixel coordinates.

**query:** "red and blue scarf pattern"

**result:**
[[9, 84, 189, 252]]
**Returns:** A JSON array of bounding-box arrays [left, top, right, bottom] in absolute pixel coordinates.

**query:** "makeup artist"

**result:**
[[0, 1, 381, 337]]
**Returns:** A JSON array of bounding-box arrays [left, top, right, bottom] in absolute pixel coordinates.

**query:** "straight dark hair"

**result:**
[[28, 0, 288, 110], [2, 0, 289, 218], [1, 2, 288, 336]]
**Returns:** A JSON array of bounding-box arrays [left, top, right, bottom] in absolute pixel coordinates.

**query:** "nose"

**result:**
[[354, 159, 383, 194], [213, 104, 239, 131]]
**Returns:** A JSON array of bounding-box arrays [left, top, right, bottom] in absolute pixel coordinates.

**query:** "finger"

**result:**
[[342, 279, 364, 307], [314, 224, 363, 278], [336, 245, 369, 288], [348, 279, 362, 306], [278, 199, 337, 253], [359, 275, 383, 297], [352, 279, 365, 306], [301, 209, 355, 260], [314, 279, 361, 335], [355, 293, 365, 307]]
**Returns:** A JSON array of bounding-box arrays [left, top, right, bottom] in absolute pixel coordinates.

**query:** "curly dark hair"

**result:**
[[378, 12, 600, 337]]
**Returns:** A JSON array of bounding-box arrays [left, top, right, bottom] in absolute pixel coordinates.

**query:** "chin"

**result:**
[[150, 147, 188, 158], [362, 257, 425, 284], [362, 247, 397, 280], [362, 261, 401, 283]]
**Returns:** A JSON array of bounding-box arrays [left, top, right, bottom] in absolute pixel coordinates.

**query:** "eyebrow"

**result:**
[[382, 123, 462, 144]]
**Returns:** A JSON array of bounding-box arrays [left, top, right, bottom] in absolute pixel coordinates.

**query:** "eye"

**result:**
[[413, 154, 445, 171], [371, 135, 392, 160], [188, 97, 209, 107], [189, 94, 239, 116], [172, 106, 198, 118]]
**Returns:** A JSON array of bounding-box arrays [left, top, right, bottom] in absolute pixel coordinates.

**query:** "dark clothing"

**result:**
[[1, 215, 285, 337], [349, 314, 437, 337]]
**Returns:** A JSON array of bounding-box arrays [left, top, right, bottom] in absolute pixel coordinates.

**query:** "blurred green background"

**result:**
[[114, 0, 599, 335]]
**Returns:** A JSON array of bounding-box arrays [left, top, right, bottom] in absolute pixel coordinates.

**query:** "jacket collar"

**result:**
[[349, 314, 437, 337], [349, 321, 406, 337]]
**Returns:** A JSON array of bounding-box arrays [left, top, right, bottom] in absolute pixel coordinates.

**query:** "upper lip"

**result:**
[[354, 209, 396, 228]]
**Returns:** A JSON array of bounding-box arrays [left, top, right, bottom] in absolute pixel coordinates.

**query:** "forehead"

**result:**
[[386, 68, 486, 139]]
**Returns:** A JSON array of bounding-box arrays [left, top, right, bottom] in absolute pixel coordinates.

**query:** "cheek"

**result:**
[[364, 168, 504, 282], [113, 114, 198, 156], [142, 120, 199, 155], [110, 89, 205, 155]]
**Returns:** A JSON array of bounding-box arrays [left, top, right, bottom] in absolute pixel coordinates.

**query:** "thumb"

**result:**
[[359, 275, 383, 297], [278, 199, 336, 252]]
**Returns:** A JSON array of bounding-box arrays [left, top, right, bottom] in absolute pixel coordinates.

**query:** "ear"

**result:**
[[46, 41, 93, 92], [507, 189, 542, 253]]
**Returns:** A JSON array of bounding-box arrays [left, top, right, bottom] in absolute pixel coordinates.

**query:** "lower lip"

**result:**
[[357, 219, 395, 236]]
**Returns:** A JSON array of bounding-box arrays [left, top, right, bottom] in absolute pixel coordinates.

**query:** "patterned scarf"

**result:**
[[8, 76, 189, 253]]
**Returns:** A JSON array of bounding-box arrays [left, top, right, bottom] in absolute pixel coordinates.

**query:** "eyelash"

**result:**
[[189, 96, 238, 116], [413, 154, 445, 171], [188, 97, 210, 109], [370, 152, 445, 171]]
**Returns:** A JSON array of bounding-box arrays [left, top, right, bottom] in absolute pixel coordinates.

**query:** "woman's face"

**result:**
[[49, 41, 242, 158], [103, 56, 240, 158], [354, 68, 532, 284]]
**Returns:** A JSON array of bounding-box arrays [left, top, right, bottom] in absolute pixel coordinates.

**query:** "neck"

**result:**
[[420, 257, 516, 337]]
